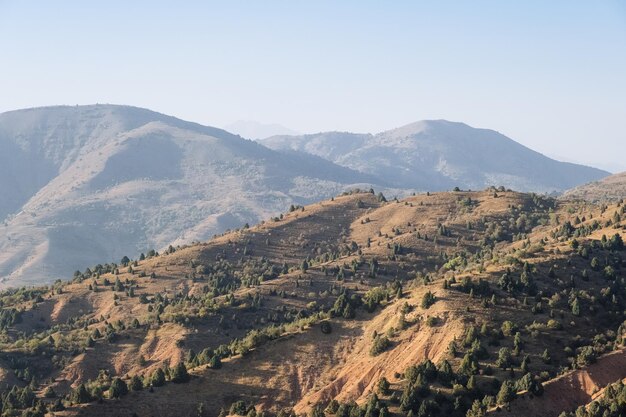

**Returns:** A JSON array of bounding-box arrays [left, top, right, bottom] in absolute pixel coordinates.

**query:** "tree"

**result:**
[[590, 257, 600, 271], [129, 375, 143, 391], [496, 380, 516, 405], [342, 304, 355, 319], [612, 233, 624, 250], [459, 352, 479, 376], [571, 298, 581, 316], [496, 348, 512, 369], [466, 375, 477, 392], [466, 400, 486, 417], [109, 377, 128, 399], [377, 377, 390, 396], [501, 321, 517, 337], [370, 336, 391, 356], [438, 360, 454, 387], [309, 405, 324, 417], [171, 362, 190, 383], [151, 368, 166, 387], [515, 373, 543, 396], [70, 384, 92, 404], [421, 291, 436, 309], [209, 355, 222, 369], [576, 346, 596, 367], [230, 401, 248, 416]]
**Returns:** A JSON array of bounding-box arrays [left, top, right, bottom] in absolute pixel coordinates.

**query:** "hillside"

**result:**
[[1, 108, 610, 287], [0, 105, 389, 287], [261, 120, 609, 193], [0, 189, 624, 417], [562, 171, 626, 202]]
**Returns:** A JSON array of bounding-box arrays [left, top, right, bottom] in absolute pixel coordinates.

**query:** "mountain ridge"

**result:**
[[0, 105, 610, 287], [261, 119, 608, 193], [0, 105, 388, 287]]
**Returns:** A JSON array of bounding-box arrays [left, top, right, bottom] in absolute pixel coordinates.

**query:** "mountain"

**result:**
[[0, 190, 624, 417], [0, 105, 388, 287], [562, 171, 626, 202], [0, 108, 611, 288], [224, 120, 300, 140], [261, 120, 609, 193]]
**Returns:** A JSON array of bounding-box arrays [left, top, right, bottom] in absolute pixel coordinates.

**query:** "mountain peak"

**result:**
[[379, 119, 473, 137]]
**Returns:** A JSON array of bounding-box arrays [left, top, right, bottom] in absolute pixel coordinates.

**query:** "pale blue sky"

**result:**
[[1, 1, 625, 171]]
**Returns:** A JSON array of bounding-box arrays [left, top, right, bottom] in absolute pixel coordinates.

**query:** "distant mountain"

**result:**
[[224, 120, 300, 140], [261, 120, 609, 193], [0, 105, 386, 287], [0, 108, 610, 287], [562, 171, 626, 202]]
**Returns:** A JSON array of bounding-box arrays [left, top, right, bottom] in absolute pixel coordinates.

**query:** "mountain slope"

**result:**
[[0, 190, 624, 417], [261, 120, 609, 193], [562, 171, 626, 202], [0, 105, 387, 287]]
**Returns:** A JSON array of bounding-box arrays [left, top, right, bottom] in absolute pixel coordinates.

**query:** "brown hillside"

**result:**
[[0, 189, 625, 417], [562, 171, 626, 202]]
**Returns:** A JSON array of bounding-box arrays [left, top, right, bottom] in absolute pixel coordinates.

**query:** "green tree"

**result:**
[[571, 298, 581, 316], [109, 377, 128, 399], [496, 380, 516, 405], [209, 355, 222, 369], [171, 362, 190, 383], [377, 377, 390, 396], [466, 400, 486, 417], [421, 291, 436, 309], [496, 347, 512, 369], [129, 375, 143, 391], [70, 384, 92, 404], [151, 368, 166, 387]]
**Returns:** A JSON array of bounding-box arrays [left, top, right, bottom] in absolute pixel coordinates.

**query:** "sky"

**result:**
[[1, 1, 625, 172]]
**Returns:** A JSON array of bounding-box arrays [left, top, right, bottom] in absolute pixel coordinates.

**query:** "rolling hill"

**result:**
[[562, 171, 626, 202], [0, 189, 623, 417], [261, 120, 609, 193], [0, 105, 388, 287], [0, 106, 610, 288]]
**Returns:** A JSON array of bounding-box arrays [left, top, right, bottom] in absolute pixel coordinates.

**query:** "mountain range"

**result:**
[[261, 121, 608, 193], [0, 105, 610, 287]]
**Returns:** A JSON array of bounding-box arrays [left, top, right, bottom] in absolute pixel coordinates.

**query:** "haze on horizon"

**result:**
[[1, 1, 625, 172]]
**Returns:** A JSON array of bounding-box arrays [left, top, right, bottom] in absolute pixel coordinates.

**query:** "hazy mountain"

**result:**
[[261, 120, 609, 193], [0, 108, 610, 287], [224, 120, 300, 140], [0, 105, 387, 287], [562, 171, 626, 202]]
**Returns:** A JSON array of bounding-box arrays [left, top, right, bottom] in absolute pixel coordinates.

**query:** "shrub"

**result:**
[[320, 321, 332, 334], [421, 291, 436, 309], [370, 336, 391, 356]]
